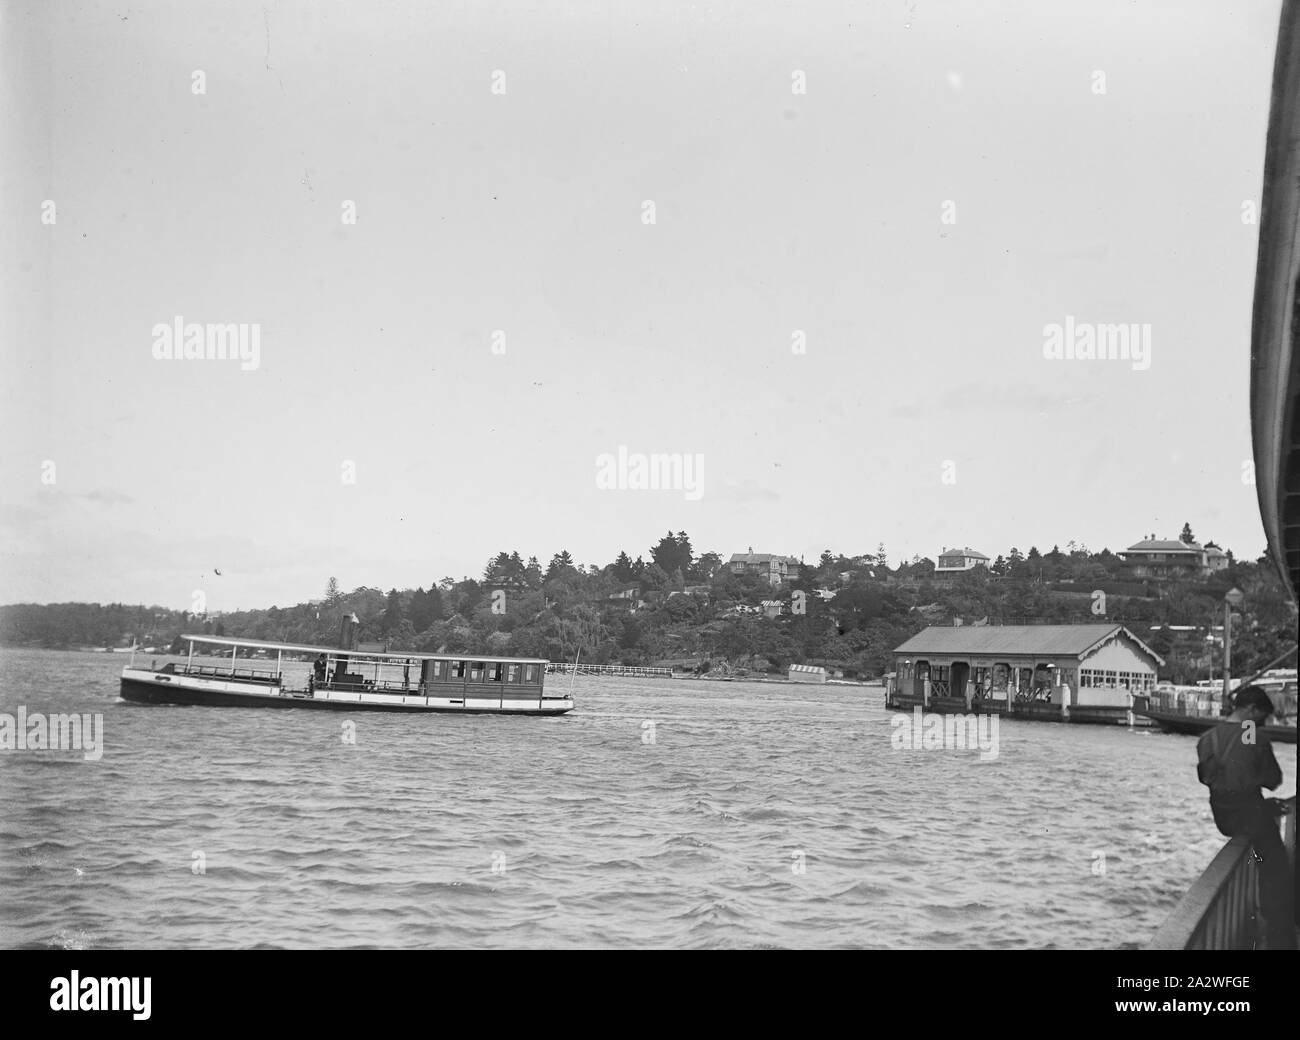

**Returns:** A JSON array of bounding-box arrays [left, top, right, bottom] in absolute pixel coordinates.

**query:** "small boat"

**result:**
[[1133, 671, 1296, 743], [120, 634, 573, 715]]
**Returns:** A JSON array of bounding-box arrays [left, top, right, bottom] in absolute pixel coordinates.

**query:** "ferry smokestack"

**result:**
[[339, 612, 360, 650]]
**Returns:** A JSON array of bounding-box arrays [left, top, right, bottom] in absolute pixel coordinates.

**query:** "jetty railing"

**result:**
[[1148, 799, 1296, 950], [546, 663, 673, 678]]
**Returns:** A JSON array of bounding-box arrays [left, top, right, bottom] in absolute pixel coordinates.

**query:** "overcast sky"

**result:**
[[0, 0, 1284, 611]]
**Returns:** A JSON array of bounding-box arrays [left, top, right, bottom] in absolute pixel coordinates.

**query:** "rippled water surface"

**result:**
[[2, 648, 1294, 949]]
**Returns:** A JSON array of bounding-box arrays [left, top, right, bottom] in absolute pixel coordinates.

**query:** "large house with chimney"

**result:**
[[1119, 536, 1230, 579], [728, 549, 802, 586], [934, 546, 989, 576]]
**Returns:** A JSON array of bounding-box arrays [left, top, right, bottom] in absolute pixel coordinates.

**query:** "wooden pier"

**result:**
[[546, 663, 674, 678]]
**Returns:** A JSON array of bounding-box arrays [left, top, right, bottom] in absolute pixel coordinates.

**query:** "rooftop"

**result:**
[[1123, 539, 1203, 553], [938, 546, 989, 559], [728, 552, 800, 565], [894, 623, 1163, 663]]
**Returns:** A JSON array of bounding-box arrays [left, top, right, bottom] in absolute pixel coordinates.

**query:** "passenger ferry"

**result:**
[[120, 634, 573, 715], [1133, 670, 1296, 743]]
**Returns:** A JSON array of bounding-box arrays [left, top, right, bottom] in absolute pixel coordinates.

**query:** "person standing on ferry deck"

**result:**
[[1196, 685, 1295, 949]]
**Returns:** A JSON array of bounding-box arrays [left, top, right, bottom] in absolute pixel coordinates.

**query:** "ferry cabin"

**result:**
[[120, 634, 570, 715], [885, 623, 1164, 725]]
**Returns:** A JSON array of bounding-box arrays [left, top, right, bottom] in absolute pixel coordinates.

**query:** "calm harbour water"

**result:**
[[1, 647, 1294, 949]]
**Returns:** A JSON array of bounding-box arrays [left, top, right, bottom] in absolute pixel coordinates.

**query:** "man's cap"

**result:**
[[1232, 685, 1275, 714]]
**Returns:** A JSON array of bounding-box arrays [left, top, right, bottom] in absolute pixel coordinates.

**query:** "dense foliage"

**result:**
[[2, 532, 1295, 682]]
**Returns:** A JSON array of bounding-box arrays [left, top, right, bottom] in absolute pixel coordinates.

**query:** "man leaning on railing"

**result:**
[[1196, 685, 1296, 949]]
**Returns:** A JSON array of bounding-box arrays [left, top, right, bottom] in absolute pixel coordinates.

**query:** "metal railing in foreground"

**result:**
[[1148, 799, 1295, 949]]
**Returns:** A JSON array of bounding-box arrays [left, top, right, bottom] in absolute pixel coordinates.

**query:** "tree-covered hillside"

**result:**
[[3, 531, 1294, 682]]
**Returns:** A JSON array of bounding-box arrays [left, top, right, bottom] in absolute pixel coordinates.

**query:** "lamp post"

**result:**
[[1223, 587, 1243, 707]]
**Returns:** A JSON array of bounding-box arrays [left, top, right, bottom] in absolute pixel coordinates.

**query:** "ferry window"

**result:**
[[487, 663, 503, 682], [428, 661, 444, 680], [450, 661, 465, 680], [507, 664, 520, 683], [524, 664, 537, 682], [470, 663, 484, 682]]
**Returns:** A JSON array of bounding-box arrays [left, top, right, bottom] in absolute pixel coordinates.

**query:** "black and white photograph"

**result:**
[[1, 0, 1298, 1000]]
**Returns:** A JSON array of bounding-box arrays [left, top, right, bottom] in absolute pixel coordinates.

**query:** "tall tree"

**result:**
[[408, 587, 431, 631], [611, 551, 636, 582], [640, 562, 670, 591], [381, 589, 403, 635], [524, 556, 543, 589], [426, 585, 445, 623], [483, 552, 510, 582], [650, 531, 692, 577], [545, 550, 576, 582], [690, 551, 722, 583], [325, 576, 341, 606]]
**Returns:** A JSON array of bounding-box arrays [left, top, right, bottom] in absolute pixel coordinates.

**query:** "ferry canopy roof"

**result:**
[[893, 624, 1163, 664], [181, 634, 548, 665]]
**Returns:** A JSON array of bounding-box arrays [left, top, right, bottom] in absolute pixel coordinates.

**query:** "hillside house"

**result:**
[[728, 549, 802, 586]]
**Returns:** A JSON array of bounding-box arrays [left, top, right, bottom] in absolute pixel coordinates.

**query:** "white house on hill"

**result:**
[[935, 547, 989, 574]]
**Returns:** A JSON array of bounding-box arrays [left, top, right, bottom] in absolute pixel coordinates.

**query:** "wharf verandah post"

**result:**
[[187, 640, 194, 674]]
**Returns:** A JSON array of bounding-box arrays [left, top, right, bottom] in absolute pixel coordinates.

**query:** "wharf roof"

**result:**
[[893, 624, 1163, 664]]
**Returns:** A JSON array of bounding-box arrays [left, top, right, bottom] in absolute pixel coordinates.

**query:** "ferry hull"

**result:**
[[119, 674, 574, 716], [1133, 705, 1296, 743]]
